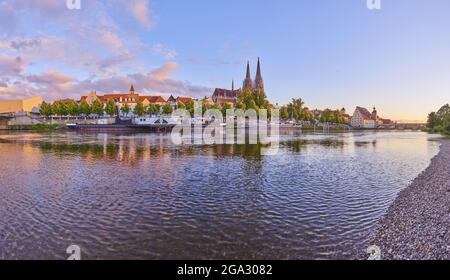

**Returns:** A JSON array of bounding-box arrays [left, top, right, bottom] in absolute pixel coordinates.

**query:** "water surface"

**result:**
[[0, 131, 440, 259]]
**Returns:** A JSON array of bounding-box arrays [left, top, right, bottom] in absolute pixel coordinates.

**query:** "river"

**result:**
[[0, 131, 440, 259]]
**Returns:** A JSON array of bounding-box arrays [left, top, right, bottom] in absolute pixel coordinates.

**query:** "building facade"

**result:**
[[0, 96, 43, 114], [350, 106, 377, 128], [80, 85, 166, 112], [212, 58, 265, 107]]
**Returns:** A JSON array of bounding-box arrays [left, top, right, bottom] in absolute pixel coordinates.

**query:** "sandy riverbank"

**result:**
[[368, 139, 450, 260]]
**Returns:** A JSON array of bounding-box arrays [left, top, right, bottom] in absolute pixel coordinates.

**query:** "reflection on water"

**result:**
[[0, 131, 440, 259]]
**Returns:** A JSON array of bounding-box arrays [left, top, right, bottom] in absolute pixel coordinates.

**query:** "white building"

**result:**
[[350, 107, 377, 128]]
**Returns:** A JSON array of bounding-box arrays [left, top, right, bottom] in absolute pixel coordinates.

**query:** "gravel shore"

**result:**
[[367, 140, 450, 260]]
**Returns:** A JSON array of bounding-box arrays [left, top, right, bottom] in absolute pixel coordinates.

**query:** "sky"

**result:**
[[1, 0, 450, 121]]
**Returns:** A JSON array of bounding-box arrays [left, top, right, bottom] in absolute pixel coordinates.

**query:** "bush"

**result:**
[[31, 124, 61, 131]]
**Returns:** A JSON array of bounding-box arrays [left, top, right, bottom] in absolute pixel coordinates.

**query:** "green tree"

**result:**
[[320, 109, 333, 123], [235, 101, 246, 110], [79, 100, 91, 116], [105, 98, 116, 116], [280, 106, 289, 119], [303, 107, 313, 121], [185, 101, 195, 116], [177, 102, 186, 110], [221, 103, 232, 116], [133, 101, 145, 117], [427, 112, 437, 128], [52, 101, 67, 117], [237, 88, 271, 114], [91, 99, 104, 116], [147, 103, 158, 115], [121, 103, 131, 116], [162, 104, 173, 115], [66, 100, 80, 116], [428, 104, 450, 134], [285, 98, 308, 121], [39, 101, 53, 117]]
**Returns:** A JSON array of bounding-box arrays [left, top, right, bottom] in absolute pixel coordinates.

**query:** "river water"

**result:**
[[0, 131, 440, 259]]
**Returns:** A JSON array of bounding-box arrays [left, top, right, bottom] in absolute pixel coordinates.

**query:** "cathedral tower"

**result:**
[[242, 61, 253, 91], [254, 58, 264, 92]]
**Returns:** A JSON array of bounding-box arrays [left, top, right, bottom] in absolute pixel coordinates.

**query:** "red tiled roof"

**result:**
[[355, 106, 373, 120], [380, 118, 393, 125], [177, 97, 193, 104], [140, 96, 166, 103]]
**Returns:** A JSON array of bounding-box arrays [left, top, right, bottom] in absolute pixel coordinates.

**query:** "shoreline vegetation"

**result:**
[[426, 104, 450, 135], [30, 123, 61, 131], [367, 139, 450, 260]]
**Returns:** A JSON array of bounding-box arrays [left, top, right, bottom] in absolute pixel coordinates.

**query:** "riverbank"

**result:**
[[368, 139, 450, 260]]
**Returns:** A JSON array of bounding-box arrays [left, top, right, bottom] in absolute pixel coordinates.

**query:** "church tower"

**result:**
[[242, 61, 253, 91], [254, 58, 264, 92], [372, 107, 378, 121]]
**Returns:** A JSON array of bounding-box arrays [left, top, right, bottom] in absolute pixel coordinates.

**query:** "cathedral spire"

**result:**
[[256, 58, 262, 80], [254, 57, 264, 92], [246, 61, 251, 79], [243, 61, 253, 90]]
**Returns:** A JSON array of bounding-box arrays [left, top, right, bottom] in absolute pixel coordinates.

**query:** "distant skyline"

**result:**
[[1, 0, 450, 121]]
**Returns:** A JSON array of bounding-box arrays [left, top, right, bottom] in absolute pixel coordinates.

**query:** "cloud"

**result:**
[[0, 56, 26, 75], [10, 38, 42, 51], [0, 1, 211, 101], [100, 31, 125, 54], [127, 62, 211, 97], [0, 62, 211, 101], [128, 0, 154, 30], [26, 71, 74, 85], [152, 43, 178, 60]]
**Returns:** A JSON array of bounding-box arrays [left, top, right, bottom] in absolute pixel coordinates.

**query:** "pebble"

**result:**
[[360, 140, 450, 260]]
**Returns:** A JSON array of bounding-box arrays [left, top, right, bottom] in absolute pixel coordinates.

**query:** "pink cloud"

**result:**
[[0, 56, 26, 75], [128, 0, 154, 30]]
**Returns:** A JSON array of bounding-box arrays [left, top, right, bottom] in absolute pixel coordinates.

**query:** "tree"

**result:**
[[177, 102, 186, 110], [303, 107, 313, 121], [91, 99, 104, 116], [237, 88, 271, 115], [105, 98, 116, 116], [235, 101, 246, 110], [52, 101, 67, 117], [121, 103, 131, 116], [185, 101, 195, 116], [133, 101, 145, 117], [285, 98, 308, 121], [280, 106, 289, 119], [147, 104, 158, 115], [428, 104, 450, 134], [66, 100, 79, 116], [320, 109, 333, 123], [39, 101, 53, 117], [221, 103, 232, 117], [79, 100, 91, 116], [162, 104, 173, 115]]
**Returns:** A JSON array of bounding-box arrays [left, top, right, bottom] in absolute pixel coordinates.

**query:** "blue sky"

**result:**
[[1, 0, 450, 121]]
